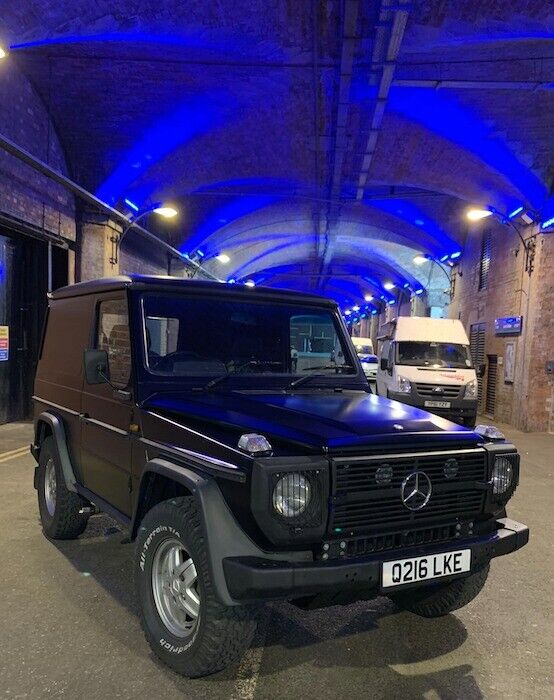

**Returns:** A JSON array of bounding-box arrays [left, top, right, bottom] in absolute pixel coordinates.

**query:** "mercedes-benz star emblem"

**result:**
[[400, 471, 432, 511]]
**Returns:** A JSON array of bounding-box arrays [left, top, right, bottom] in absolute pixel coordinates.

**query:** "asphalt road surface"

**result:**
[[0, 421, 552, 699]]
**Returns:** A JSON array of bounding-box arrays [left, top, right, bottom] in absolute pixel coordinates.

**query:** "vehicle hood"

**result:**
[[144, 390, 480, 452]]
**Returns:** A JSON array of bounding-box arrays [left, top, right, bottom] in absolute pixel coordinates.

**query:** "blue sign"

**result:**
[[495, 316, 523, 335]]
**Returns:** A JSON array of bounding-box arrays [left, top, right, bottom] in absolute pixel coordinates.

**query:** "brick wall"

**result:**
[[449, 220, 554, 433], [524, 235, 554, 432], [0, 63, 75, 240]]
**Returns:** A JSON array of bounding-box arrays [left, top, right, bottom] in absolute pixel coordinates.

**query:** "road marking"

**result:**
[[230, 607, 270, 700], [0, 444, 29, 459], [0, 446, 29, 464]]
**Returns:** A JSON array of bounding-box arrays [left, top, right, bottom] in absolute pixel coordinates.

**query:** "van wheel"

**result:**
[[135, 496, 258, 677], [37, 437, 89, 539], [389, 565, 490, 618]]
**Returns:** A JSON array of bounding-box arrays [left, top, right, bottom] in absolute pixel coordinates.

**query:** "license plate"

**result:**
[[382, 550, 471, 588], [424, 400, 451, 408]]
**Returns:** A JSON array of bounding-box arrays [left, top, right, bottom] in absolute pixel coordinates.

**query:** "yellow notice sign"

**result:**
[[0, 326, 9, 361]]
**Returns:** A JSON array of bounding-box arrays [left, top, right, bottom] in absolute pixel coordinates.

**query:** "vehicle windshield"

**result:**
[[396, 341, 473, 369], [141, 294, 357, 383]]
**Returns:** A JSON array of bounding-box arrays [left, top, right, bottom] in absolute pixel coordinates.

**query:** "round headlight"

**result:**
[[491, 456, 514, 494], [272, 473, 311, 518]]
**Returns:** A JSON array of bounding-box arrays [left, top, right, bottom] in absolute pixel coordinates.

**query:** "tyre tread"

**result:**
[[136, 496, 257, 677], [38, 437, 88, 540], [390, 565, 490, 618]]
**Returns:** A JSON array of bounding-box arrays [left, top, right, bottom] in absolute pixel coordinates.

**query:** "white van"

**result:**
[[351, 337, 378, 382], [376, 317, 480, 427]]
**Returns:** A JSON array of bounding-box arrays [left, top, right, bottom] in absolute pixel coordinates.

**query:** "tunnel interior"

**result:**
[[0, 1, 553, 429]]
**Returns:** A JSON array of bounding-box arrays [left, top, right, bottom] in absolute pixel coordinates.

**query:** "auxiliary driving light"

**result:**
[[272, 473, 311, 518]]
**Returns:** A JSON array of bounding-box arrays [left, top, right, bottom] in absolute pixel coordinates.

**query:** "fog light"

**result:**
[[491, 456, 513, 494], [272, 473, 311, 518]]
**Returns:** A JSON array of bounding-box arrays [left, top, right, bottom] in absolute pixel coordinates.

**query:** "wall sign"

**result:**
[[0, 326, 8, 361], [495, 316, 523, 335]]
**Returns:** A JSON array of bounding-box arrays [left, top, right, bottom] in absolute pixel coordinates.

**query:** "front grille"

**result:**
[[416, 383, 461, 398], [330, 449, 487, 536]]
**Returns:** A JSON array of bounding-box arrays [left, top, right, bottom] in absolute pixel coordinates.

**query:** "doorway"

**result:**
[[0, 232, 68, 424]]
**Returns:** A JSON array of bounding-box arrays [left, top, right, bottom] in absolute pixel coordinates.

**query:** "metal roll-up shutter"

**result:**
[[485, 355, 498, 417], [470, 323, 486, 411]]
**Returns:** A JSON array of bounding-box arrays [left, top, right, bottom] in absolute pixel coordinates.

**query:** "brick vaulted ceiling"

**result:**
[[0, 0, 553, 306]]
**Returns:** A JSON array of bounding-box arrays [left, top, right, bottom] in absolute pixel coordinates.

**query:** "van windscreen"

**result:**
[[396, 341, 473, 369]]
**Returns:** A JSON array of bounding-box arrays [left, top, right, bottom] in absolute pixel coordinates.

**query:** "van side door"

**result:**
[[80, 295, 133, 516]]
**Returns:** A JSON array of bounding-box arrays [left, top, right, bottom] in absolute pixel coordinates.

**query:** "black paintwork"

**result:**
[[145, 389, 479, 454], [34, 275, 515, 559]]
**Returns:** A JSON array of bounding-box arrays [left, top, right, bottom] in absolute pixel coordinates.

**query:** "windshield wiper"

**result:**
[[288, 373, 327, 389], [303, 364, 355, 372], [287, 364, 356, 390], [199, 359, 282, 391]]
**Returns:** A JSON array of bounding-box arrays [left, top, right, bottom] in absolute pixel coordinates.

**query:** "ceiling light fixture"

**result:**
[[0, 47, 7, 59], [508, 205, 524, 220], [244, 280, 255, 287], [413, 255, 428, 265], [383, 282, 395, 290], [364, 294, 373, 301], [216, 253, 230, 264]]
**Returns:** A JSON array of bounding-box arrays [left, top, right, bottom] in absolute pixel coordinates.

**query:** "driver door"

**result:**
[[80, 295, 133, 516]]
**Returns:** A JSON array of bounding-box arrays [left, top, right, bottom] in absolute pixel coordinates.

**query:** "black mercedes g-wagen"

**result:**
[[32, 275, 528, 677]]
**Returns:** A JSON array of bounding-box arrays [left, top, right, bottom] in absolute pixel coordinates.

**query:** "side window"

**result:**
[[388, 342, 395, 369], [96, 298, 131, 387]]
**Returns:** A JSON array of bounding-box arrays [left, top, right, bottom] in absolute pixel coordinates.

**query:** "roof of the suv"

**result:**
[[49, 274, 337, 306]]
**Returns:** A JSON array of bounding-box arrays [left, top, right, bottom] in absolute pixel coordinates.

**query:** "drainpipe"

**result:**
[[0, 131, 220, 282]]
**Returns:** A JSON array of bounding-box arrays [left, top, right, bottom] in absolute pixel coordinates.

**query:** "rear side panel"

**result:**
[[33, 295, 95, 482]]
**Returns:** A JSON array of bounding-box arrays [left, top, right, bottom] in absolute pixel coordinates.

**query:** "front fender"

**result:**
[[132, 458, 311, 605]]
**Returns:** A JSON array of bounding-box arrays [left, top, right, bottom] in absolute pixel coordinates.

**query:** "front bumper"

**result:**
[[223, 517, 528, 602], [388, 391, 477, 427]]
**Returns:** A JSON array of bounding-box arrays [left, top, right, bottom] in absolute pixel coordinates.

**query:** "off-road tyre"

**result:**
[[389, 564, 490, 618], [37, 437, 89, 539], [135, 496, 258, 677]]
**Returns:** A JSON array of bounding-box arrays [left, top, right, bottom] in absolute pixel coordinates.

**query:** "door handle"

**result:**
[[79, 412, 89, 421]]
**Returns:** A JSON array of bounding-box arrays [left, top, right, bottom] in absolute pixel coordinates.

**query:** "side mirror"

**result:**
[[476, 363, 486, 378], [380, 358, 389, 372], [84, 349, 109, 385]]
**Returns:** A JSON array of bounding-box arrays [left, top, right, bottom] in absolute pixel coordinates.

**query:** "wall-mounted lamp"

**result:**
[[467, 205, 537, 275], [466, 208, 493, 221], [111, 201, 179, 265]]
